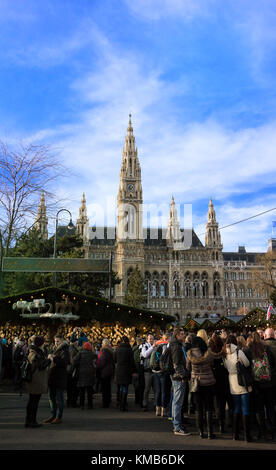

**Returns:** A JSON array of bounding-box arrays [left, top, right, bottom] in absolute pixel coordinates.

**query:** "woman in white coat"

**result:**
[[223, 335, 253, 442]]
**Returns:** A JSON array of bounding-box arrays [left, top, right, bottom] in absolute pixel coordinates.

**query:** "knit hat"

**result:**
[[83, 342, 92, 351], [33, 336, 45, 348]]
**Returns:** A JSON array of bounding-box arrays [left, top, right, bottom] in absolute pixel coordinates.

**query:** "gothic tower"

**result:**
[[205, 198, 222, 249], [115, 115, 144, 303], [35, 192, 48, 240], [166, 196, 182, 246], [76, 193, 89, 241], [117, 114, 143, 240]]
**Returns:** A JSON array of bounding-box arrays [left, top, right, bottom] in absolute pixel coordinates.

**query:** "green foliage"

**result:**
[[2, 228, 121, 299], [124, 265, 145, 308]]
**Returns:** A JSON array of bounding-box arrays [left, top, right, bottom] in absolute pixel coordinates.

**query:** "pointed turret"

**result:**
[[76, 193, 89, 240], [205, 198, 222, 248], [117, 115, 143, 240], [166, 196, 182, 245], [35, 192, 48, 240]]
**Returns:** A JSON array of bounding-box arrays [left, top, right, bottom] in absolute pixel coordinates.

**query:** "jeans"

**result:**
[[79, 386, 93, 408], [48, 387, 64, 419], [153, 373, 171, 408], [232, 393, 250, 416], [171, 379, 185, 431], [143, 371, 154, 407]]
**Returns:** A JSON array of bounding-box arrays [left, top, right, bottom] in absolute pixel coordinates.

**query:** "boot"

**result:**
[[122, 392, 128, 412], [207, 411, 216, 439], [156, 406, 161, 416], [161, 407, 168, 417], [226, 408, 233, 428], [242, 414, 253, 442], [255, 412, 266, 440], [196, 410, 205, 438], [232, 413, 240, 440], [219, 419, 225, 434]]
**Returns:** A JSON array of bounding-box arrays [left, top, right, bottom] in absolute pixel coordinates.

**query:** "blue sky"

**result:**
[[0, 0, 276, 251]]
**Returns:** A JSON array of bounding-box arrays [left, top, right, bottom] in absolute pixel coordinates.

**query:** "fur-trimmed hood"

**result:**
[[187, 347, 220, 364]]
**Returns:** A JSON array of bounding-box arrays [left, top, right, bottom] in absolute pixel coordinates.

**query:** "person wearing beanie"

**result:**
[[72, 342, 97, 409], [25, 336, 51, 428]]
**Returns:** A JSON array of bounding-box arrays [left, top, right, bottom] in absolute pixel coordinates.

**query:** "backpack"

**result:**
[[14, 346, 25, 364], [252, 351, 271, 382], [20, 359, 33, 383], [159, 346, 174, 376], [149, 345, 164, 371]]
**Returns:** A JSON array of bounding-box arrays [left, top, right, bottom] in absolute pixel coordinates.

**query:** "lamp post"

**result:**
[[0, 229, 3, 298], [52, 209, 74, 287]]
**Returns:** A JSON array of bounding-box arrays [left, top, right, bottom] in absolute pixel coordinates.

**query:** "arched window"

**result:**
[[173, 280, 180, 297], [193, 272, 200, 297], [201, 272, 209, 297], [213, 272, 220, 297], [160, 280, 168, 298], [152, 281, 159, 298]]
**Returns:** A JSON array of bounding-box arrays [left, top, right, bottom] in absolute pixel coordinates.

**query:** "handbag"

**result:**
[[236, 350, 253, 390], [72, 366, 79, 381], [190, 376, 200, 393]]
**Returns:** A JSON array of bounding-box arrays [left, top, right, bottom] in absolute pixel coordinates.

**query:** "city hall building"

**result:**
[[35, 117, 276, 322]]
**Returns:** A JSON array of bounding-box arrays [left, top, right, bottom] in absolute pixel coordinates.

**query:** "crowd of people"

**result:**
[[0, 323, 276, 444]]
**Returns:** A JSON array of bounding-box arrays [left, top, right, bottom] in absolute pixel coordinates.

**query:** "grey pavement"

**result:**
[[0, 383, 276, 451]]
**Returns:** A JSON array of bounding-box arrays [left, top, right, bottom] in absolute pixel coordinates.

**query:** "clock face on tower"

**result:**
[[128, 183, 134, 192]]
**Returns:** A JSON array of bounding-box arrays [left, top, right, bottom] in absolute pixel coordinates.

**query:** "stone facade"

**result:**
[[35, 117, 276, 321]]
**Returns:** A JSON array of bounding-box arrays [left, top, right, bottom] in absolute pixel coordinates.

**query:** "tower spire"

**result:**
[[205, 199, 222, 249], [166, 196, 182, 244], [76, 193, 89, 240], [35, 192, 48, 240], [117, 115, 143, 241]]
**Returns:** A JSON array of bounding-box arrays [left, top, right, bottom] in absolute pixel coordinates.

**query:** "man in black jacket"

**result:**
[[44, 335, 70, 424], [170, 327, 191, 436], [264, 328, 276, 426]]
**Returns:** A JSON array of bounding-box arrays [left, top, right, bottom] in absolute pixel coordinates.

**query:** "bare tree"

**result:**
[[0, 140, 68, 254], [253, 251, 276, 303]]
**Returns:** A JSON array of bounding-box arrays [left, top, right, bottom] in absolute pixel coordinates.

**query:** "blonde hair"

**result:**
[[197, 329, 208, 345], [237, 336, 246, 349], [102, 338, 111, 348]]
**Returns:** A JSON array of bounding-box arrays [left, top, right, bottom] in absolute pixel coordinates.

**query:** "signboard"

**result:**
[[2, 257, 110, 273]]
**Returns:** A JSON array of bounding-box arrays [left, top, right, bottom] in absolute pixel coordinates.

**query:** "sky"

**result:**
[[0, 0, 276, 251]]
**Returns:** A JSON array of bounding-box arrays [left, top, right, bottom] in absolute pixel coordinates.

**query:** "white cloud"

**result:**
[[124, 0, 215, 21], [6, 23, 276, 252]]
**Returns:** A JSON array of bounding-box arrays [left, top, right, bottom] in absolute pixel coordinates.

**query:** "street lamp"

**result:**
[[0, 229, 3, 298], [52, 209, 74, 287]]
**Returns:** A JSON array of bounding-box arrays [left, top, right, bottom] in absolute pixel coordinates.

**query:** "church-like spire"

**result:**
[[205, 198, 222, 248], [76, 193, 89, 240], [117, 115, 143, 241], [166, 196, 182, 244], [35, 192, 48, 240]]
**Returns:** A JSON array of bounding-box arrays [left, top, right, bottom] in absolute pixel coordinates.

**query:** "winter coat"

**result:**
[[210, 349, 229, 391], [263, 338, 276, 387], [223, 344, 252, 395], [170, 335, 188, 381], [186, 347, 216, 387], [67, 344, 80, 375], [114, 343, 136, 385], [48, 341, 70, 390], [251, 345, 275, 390], [25, 346, 51, 395], [97, 347, 114, 379], [73, 350, 97, 388], [132, 344, 142, 370]]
